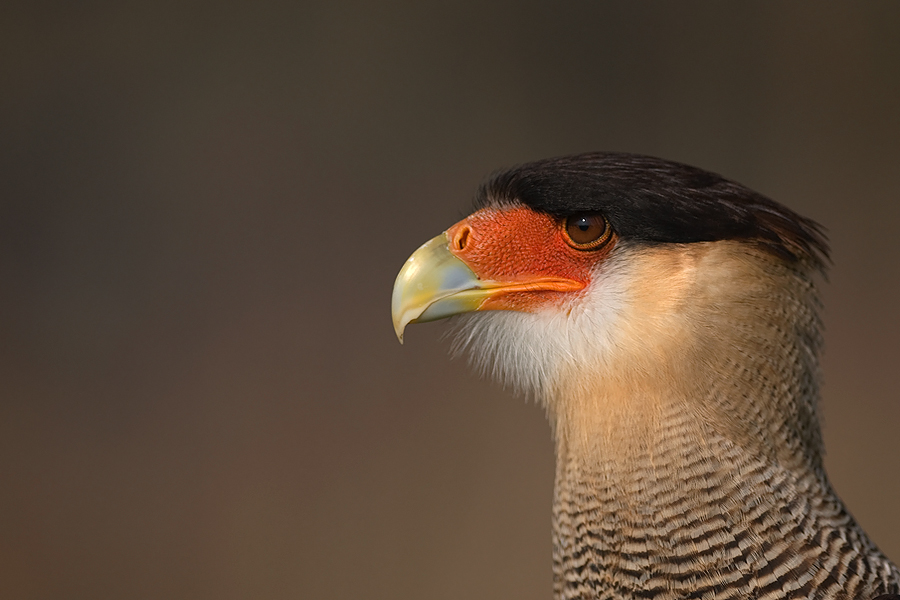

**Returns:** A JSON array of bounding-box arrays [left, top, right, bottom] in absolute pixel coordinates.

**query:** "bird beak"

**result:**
[[392, 223, 588, 343], [391, 232, 487, 343]]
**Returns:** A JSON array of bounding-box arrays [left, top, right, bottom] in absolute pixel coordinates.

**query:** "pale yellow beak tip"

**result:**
[[390, 232, 485, 344], [393, 320, 406, 344]]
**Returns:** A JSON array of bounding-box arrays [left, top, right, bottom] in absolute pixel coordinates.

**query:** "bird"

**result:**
[[391, 152, 900, 600]]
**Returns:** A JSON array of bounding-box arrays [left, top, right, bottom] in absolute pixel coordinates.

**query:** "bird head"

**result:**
[[392, 153, 828, 462]]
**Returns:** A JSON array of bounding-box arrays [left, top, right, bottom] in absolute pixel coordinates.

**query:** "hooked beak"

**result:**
[[391, 233, 487, 343]]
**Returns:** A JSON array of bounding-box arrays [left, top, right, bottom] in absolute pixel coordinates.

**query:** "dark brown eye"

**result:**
[[563, 214, 611, 249]]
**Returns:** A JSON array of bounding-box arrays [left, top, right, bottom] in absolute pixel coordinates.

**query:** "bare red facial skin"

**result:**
[[445, 206, 617, 312]]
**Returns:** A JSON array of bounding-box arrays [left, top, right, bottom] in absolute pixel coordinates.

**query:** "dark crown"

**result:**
[[477, 152, 829, 269]]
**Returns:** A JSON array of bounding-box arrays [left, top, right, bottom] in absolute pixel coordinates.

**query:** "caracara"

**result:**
[[391, 153, 900, 600]]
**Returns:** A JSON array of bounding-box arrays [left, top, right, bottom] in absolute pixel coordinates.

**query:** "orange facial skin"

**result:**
[[445, 206, 617, 313]]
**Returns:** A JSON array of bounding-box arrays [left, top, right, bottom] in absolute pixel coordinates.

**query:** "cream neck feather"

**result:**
[[452, 240, 825, 474]]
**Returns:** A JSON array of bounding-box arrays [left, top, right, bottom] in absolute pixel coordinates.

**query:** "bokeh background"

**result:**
[[2, 3, 899, 599]]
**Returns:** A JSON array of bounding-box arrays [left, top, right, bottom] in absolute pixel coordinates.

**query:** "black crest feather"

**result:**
[[476, 152, 829, 270]]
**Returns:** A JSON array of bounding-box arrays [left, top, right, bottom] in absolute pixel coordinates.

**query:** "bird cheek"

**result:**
[[446, 207, 570, 282], [445, 208, 593, 312]]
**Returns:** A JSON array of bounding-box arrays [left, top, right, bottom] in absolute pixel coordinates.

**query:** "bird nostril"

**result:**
[[454, 226, 470, 251]]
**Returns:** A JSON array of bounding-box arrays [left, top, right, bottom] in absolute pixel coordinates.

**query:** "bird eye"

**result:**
[[563, 214, 611, 250]]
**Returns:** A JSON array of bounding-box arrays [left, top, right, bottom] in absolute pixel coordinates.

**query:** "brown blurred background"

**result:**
[[1, 2, 899, 599]]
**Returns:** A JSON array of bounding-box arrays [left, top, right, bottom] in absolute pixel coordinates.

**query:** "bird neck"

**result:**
[[550, 411, 900, 600], [545, 243, 900, 599], [545, 242, 827, 479], [551, 421, 880, 600]]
